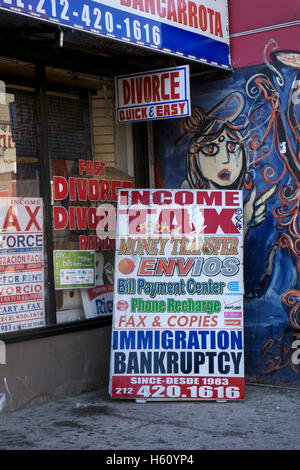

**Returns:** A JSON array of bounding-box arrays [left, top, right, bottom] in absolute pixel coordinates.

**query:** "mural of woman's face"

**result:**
[[196, 127, 244, 188]]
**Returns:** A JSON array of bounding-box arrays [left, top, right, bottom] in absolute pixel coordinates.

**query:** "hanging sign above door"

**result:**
[[115, 65, 191, 123], [0, 0, 231, 70]]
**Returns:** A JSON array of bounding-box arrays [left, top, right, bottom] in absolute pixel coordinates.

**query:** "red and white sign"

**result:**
[[0, 198, 45, 333], [115, 66, 191, 123]]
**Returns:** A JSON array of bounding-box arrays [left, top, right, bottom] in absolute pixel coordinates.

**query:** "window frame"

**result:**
[[0, 62, 115, 343]]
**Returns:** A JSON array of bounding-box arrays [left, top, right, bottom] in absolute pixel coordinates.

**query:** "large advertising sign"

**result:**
[[115, 66, 191, 123], [53, 250, 95, 290], [0, 197, 45, 333], [109, 189, 244, 401], [0, 0, 231, 70]]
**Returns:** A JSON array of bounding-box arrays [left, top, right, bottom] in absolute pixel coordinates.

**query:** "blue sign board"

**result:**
[[0, 0, 231, 70]]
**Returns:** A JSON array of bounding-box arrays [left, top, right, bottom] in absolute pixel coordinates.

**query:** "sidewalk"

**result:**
[[0, 383, 299, 451]]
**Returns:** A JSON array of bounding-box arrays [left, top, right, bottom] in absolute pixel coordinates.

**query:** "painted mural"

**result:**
[[153, 41, 300, 386]]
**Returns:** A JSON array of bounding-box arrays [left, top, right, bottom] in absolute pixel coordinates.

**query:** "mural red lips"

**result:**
[[118, 257, 135, 274], [218, 169, 231, 181]]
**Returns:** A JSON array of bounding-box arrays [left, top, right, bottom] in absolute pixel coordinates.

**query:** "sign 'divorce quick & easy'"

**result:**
[[115, 66, 191, 123], [109, 189, 245, 401]]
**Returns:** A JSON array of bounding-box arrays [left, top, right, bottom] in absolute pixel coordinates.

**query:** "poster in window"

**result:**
[[0, 197, 45, 333], [53, 250, 95, 290]]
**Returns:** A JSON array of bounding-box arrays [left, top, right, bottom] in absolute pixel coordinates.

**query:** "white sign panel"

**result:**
[[0, 198, 45, 333], [109, 189, 245, 401], [115, 66, 191, 123]]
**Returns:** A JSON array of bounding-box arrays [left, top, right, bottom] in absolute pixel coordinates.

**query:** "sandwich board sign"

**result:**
[[109, 188, 244, 401]]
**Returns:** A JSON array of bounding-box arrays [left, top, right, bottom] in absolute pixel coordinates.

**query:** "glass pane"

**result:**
[[49, 90, 135, 324], [49, 92, 100, 324], [0, 85, 47, 333]]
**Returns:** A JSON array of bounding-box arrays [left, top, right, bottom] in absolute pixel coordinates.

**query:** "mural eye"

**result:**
[[227, 141, 238, 153], [201, 143, 219, 156]]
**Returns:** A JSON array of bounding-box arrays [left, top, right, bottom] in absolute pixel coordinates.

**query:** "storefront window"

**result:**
[[49, 92, 96, 324], [0, 63, 135, 336], [49, 91, 134, 324], [0, 85, 45, 333]]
